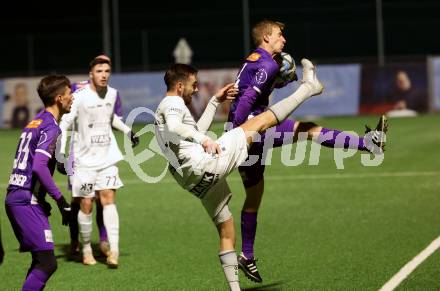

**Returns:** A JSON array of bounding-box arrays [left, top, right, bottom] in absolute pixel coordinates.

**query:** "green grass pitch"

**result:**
[[1, 114, 440, 290]]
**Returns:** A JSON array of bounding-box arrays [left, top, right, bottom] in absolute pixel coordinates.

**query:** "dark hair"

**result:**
[[37, 75, 71, 107], [252, 20, 285, 46], [89, 57, 111, 71], [164, 64, 198, 91]]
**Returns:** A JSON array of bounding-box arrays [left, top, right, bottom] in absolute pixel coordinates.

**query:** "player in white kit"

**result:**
[[155, 61, 324, 290], [59, 57, 139, 268]]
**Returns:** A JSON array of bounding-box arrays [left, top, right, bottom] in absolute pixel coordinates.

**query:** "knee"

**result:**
[[34, 251, 57, 276], [80, 198, 93, 214], [295, 121, 321, 139], [239, 169, 264, 188], [44, 256, 58, 276], [98, 190, 115, 205]]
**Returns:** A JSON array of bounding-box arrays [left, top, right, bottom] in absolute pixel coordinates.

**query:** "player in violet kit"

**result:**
[[229, 19, 388, 282], [5, 75, 72, 290]]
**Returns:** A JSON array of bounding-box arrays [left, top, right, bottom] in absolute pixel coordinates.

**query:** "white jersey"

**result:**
[[154, 96, 209, 189], [60, 84, 123, 171], [155, 95, 248, 199]]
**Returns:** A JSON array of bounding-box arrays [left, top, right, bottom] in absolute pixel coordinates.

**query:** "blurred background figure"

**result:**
[[385, 70, 424, 117], [3, 83, 30, 128]]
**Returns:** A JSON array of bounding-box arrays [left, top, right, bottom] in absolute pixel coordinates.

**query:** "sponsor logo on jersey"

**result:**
[[190, 172, 219, 198], [254, 68, 268, 85], [247, 53, 261, 62], [9, 173, 27, 187], [90, 134, 111, 145], [26, 119, 43, 128], [169, 107, 184, 114]]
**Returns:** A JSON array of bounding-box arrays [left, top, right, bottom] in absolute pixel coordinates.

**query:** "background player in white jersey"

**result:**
[[59, 57, 139, 268], [61, 55, 129, 258], [154, 61, 328, 290]]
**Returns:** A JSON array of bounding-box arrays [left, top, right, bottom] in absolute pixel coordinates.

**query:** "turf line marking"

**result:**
[[379, 235, 440, 291], [0, 171, 438, 189], [121, 171, 440, 185]]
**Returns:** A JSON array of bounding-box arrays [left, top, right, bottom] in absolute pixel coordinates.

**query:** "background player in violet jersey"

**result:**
[[4, 75, 72, 290], [59, 56, 139, 268], [229, 19, 388, 282], [62, 54, 129, 259]]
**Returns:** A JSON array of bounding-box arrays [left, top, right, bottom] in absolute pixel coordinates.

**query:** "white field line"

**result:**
[[379, 235, 440, 291], [0, 171, 438, 189], [121, 170, 440, 185]]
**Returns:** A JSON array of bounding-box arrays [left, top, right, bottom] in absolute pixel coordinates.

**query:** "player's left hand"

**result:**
[[56, 196, 71, 226], [129, 131, 139, 148], [215, 83, 238, 103], [56, 161, 68, 175], [0, 242, 4, 265]]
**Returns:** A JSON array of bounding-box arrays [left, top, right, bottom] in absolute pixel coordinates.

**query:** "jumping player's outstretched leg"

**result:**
[[240, 58, 323, 145]]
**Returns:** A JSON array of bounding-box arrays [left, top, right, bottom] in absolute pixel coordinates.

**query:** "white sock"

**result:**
[[103, 204, 119, 255], [268, 83, 312, 123], [219, 250, 240, 291], [78, 210, 93, 253]]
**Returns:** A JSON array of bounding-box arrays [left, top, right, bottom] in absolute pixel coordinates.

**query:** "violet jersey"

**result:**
[[228, 48, 280, 127], [7, 110, 60, 203]]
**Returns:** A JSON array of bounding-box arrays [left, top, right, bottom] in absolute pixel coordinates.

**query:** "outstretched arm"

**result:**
[[197, 83, 237, 132], [112, 115, 131, 134]]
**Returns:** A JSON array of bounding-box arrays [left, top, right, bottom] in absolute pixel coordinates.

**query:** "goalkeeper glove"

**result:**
[[56, 196, 71, 226], [129, 131, 139, 148], [56, 161, 67, 175]]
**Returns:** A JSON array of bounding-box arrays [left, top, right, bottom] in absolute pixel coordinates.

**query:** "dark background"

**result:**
[[1, 0, 438, 77]]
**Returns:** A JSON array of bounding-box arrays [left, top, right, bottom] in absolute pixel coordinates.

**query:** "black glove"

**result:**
[[39, 199, 52, 217], [56, 196, 71, 226], [0, 225, 4, 265], [130, 131, 139, 148], [56, 161, 67, 175], [0, 242, 4, 265]]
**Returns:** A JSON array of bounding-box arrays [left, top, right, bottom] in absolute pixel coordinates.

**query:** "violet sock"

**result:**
[[241, 211, 257, 259], [22, 268, 49, 291], [317, 128, 366, 151], [96, 201, 108, 242]]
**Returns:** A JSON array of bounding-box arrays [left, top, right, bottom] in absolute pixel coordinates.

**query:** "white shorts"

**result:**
[[201, 178, 232, 224], [169, 127, 248, 221], [72, 165, 123, 198]]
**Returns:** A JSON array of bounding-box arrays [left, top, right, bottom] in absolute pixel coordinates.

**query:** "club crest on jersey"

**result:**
[[247, 53, 261, 62], [254, 68, 268, 85], [26, 119, 43, 128]]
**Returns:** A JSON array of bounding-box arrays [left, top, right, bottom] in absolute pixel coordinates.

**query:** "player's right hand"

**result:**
[[56, 196, 71, 226], [214, 83, 238, 103], [202, 138, 221, 155]]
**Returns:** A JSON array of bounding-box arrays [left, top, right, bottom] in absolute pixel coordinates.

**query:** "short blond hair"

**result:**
[[251, 20, 285, 46]]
